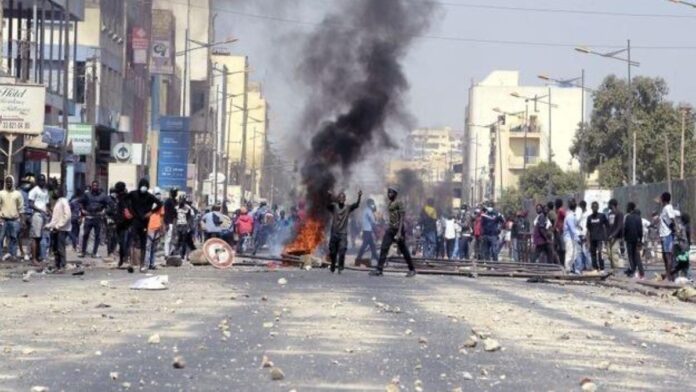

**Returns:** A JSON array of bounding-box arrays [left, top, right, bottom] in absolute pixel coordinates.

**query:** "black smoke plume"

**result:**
[[296, 0, 437, 221]]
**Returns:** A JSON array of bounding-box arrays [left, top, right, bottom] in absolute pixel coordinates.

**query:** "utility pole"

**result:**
[[221, 66, 228, 207], [523, 99, 530, 171], [212, 84, 220, 205], [61, 0, 71, 185], [680, 106, 690, 180], [664, 132, 672, 196], [240, 57, 249, 199], [628, 39, 636, 185], [580, 69, 586, 174], [548, 87, 553, 163], [496, 117, 503, 200]]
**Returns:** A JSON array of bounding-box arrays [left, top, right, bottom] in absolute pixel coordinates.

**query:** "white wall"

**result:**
[[467, 70, 583, 199]]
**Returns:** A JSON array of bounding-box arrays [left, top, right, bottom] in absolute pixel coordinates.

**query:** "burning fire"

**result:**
[[284, 217, 325, 256]]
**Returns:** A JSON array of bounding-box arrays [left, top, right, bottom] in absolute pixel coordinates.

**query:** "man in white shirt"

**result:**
[[28, 174, 50, 265], [45, 188, 71, 272], [575, 200, 592, 271], [659, 192, 677, 281]]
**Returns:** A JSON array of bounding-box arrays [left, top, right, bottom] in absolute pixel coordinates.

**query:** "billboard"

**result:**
[[0, 84, 46, 135], [151, 10, 174, 75], [157, 116, 190, 190], [132, 27, 149, 65], [68, 123, 94, 155]]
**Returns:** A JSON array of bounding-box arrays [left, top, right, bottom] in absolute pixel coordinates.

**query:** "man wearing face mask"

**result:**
[[126, 178, 162, 270], [0, 176, 24, 261], [28, 174, 51, 265], [79, 181, 112, 258]]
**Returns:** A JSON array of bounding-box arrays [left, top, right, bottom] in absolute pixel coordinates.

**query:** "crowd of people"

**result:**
[[0, 176, 305, 273], [0, 174, 691, 282], [398, 193, 691, 282]]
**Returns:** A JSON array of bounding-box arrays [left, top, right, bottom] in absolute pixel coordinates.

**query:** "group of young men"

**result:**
[[325, 187, 416, 277], [529, 192, 690, 281], [0, 174, 58, 267]]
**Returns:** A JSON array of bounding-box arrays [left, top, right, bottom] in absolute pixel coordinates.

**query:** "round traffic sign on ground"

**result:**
[[203, 238, 235, 269]]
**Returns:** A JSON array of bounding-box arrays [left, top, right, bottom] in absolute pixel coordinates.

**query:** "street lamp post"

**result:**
[[538, 70, 593, 172], [679, 106, 692, 179], [575, 41, 640, 184], [668, 0, 696, 8], [468, 123, 495, 201]]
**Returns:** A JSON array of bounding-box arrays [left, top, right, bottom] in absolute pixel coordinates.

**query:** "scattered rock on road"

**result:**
[[110, 372, 119, 380], [148, 334, 161, 344], [385, 382, 399, 392], [483, 338, 501, 352], [580, 378, 597, 392], [172, 356, 186, 369], [261, 355, 274, 368], [461, 337, 477, 348], [30, 387, 49, 392], [277, 278, 288, 285], [270, 367, 285, 380]]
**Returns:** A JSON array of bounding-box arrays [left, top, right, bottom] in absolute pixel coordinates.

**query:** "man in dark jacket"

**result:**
[[163, 187, 178, 256], [112, 182, 131, 267], [327, 190, 362, 273], [586, 201, 609, 271], [482, 206, 504, 261], [126, 178, 162, 270], [607, 198, 625, 269], [79, 181, 112, 258], [511, 211, 529, 262], [623, 202, 644, 279]]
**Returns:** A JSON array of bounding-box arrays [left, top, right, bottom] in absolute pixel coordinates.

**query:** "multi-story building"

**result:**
[[154, 0, 213, 199], [464, 70, 583, 203], [75, 0, 127, 187], [246, 81, 268, 201], [1, 0, 85, 182], [403, 127, 462, 163], [210, 52, 269, 203], [147, 8, 181, 186]]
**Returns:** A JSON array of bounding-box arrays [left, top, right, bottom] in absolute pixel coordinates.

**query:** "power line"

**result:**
[[161, 0, 696, 50], [407, 0, 696, 19]]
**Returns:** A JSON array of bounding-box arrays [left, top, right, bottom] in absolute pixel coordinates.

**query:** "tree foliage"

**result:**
[[518, 161, 585, 201], [571, 75, 696, 188], [498, 187, 524, 217]]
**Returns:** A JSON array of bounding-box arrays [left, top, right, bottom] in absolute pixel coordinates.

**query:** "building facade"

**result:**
[[464, 70, 583, 203], [1, 0, 85, 184]]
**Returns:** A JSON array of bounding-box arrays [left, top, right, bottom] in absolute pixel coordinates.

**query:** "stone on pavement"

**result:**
[[270, 367, 285, 380], [482, 338, 501, 352]]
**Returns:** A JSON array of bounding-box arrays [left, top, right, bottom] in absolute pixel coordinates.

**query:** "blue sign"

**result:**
[[42, 126, 67, 148], [157, 116, 190, 190]]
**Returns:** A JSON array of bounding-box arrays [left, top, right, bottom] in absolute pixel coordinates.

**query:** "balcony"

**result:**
[[508, 155, 540, 169], [508, 128, 541, 139]]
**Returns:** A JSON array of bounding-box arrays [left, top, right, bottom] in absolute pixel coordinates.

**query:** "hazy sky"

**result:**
[[213, 0, 696, 148]]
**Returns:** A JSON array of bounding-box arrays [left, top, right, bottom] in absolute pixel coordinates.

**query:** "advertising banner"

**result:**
[[42, 126, 66, 148], [0, 84, 46, 135], [157, 116, 190, 190], [151, 10, 174, 75], [68, 123, 94, 155], [132, 27, 149, 65]]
